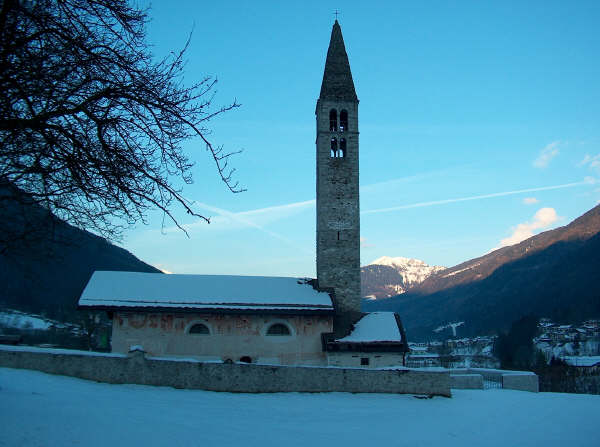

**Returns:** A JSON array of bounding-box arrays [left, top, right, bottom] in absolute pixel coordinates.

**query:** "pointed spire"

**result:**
[[319, 20, 358, 102]]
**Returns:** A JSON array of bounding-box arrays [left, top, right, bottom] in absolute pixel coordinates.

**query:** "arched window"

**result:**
[[329, 109, 337, 131], [330, 137, 338, 158], [266, 323, 291, 336], [340, 110, 348, 132], [188, 323, 210, 335], [339, 138, 346, 158]]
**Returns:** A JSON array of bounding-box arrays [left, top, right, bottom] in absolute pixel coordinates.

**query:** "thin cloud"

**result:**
[[173, 170, 459, 233], [182, 179, 586, 226], [359, 168, 455, 194], [523, 197, 539, 205], [360, 236, 375, 248], [236, 199, 314, 222], [171, 199, 314, 233], [171, 178, 586, 249], [579, 153, 600, 172], [362, 181, 586, 215], [499, 208, 560, 248], [533, 141, 560, 168], [171, 199, 314, 255]]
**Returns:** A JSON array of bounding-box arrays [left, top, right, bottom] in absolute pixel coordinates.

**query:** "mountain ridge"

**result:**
[[364, 204, 600, 340], [0, 189, 160, 322], [413, 204, 600, 295]]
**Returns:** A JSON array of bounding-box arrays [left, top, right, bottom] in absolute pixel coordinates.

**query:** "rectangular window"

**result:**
[[360, 357, 370, 366]]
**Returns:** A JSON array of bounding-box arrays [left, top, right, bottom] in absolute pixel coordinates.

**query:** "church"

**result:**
[[78, 21, 409, 368]]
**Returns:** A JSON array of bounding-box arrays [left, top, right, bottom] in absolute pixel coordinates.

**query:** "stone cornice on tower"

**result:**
[[319, 20, 358, 102]]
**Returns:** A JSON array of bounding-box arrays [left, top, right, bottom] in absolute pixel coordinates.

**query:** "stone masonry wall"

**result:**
[[451, 368, 539, 392], [316, 98, 361, 324], [0, 346, 451, 397], [502, 373, 540, 392], [450, 374, 484, 389], [327, 351, 405, 368]]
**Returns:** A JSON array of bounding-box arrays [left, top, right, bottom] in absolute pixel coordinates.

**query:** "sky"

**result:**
[[122, 0, 600, 277]]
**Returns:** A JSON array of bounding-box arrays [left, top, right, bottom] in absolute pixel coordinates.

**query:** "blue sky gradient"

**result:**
[[123, 1, 600, 276]]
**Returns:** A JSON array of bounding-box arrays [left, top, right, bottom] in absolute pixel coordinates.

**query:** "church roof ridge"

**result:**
[[319, 20, 358, 102]]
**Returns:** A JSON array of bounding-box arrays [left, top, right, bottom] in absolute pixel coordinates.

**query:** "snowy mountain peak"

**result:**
[[368, 256, 446, 288], [370, 256, 429, 269], [361, 256, 446, 298]]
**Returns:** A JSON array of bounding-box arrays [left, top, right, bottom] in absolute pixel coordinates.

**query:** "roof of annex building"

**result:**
[[337, 312, 403, 343], [78, 271, 334, 313], [324, 312, 409, 353]]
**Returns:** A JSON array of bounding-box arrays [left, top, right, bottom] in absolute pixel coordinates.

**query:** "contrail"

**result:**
[[361, 181, 587, 215], [190, 200, 313, 255], [181, 179, 589, 244]]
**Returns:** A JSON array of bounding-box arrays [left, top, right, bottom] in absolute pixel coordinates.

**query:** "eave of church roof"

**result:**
[[319, 20, 358, 102]]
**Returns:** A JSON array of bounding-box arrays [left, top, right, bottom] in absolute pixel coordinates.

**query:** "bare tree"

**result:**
[[0, 0, 243, 243]]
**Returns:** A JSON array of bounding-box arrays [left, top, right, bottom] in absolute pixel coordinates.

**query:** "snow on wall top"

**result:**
[[337, 312, 402, 343], [78, 271, 333, 310]]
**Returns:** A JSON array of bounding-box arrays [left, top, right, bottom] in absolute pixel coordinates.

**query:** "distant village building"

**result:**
[[406, 343, 441, 368], [535, 318, 600, 362], [563, 356, 600, 371], [78, 21, 409, 367]]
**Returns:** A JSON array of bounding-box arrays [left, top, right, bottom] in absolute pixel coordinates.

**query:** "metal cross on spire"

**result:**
[[334, 10, 340, 20]]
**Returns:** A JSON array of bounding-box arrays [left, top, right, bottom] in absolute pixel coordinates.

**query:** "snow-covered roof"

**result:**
[[337, 312, 403, 343], [563, 356, 600, 367], [409, 346, 429, 352], [78, 271, 333, 312]]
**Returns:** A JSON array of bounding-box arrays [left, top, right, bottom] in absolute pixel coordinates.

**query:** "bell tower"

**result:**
[[316, 20, 361, 336]]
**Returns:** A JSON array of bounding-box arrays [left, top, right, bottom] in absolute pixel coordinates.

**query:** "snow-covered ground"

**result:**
[[0, 309, 83, 333], [0, 311, 52, 330], [1, 368, 599, 446]]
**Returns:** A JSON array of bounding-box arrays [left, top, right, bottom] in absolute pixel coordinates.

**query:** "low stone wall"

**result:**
[[0, 346, 451, 397], [451, 374, 484, 389], [468, 368, 539, 392], [502, 373, 539, 392]]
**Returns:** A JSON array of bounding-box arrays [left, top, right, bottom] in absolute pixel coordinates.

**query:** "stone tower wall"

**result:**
[[316, 98, 361, 324]]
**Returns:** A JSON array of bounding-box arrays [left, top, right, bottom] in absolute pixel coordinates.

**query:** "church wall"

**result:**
[[111, 312, 333, 366], [327, 351, 405, 369]]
